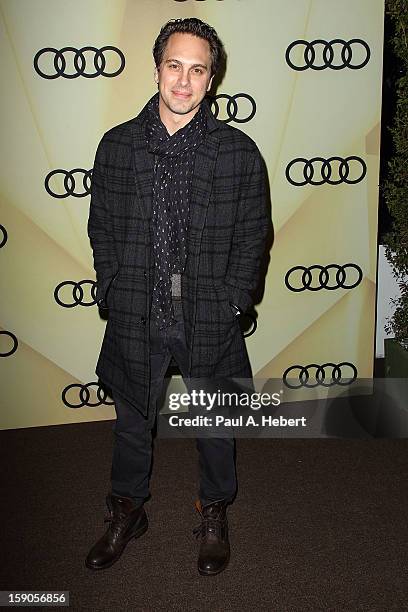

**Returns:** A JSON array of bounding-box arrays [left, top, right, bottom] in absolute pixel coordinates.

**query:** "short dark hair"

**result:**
[[153, 18, 224, 76]]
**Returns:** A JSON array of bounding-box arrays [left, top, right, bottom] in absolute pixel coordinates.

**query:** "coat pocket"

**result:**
[[216, 284, 240, 323], [195, 282, 237, 325]]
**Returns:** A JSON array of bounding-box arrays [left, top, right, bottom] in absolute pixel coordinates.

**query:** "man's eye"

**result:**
[[169, 64, 179, 69], [194, 68, 203, 74]]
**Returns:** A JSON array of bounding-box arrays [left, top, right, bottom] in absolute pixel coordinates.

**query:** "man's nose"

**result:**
[[179, 68, 191, 87]]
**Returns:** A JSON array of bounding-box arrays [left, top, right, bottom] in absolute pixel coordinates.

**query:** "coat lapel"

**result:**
[[130, 116, 154, 220], [188, 134, 219, 249], [188, 99, 220, 253]]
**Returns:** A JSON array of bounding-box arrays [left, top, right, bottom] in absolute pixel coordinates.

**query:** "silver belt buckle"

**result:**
[[171, 273, 181, 300]]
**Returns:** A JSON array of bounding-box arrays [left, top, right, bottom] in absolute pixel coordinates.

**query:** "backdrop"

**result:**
[[0, 0, 385, 429]]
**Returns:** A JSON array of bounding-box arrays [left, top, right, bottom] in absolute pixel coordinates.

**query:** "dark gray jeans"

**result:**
[[110, 300, 237, 506]]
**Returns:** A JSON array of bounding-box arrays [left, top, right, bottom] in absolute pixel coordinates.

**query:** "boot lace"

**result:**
[[104, 510, 126, 538], [192, 501, 225, 540]]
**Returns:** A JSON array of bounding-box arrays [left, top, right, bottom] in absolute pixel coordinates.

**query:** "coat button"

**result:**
[[143, 270, 147, 279], [141, 316, 146, 325]]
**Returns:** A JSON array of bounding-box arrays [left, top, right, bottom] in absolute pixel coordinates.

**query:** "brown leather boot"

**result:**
[[193, 499, 230, 576], [85, 494, 148, 570]]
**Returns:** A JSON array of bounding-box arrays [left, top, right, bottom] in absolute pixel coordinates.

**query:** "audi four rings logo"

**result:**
[[283, 362, 357, 388], [285, 264, 363, 292], [54, 280, 97, 308], [286, 156, 367, 186], [62, 383, 114, 408], [286, 39, 370, 71], [0, 224, 7, 248], [0, 331, 18, 357], [34, 46, 125, 79], [45, 169, 92, 199], [208, 94, 256, 124]]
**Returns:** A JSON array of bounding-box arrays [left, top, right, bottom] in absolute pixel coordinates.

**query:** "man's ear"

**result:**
[[154, 67, 159, 84], [206, 75, 214, 92]]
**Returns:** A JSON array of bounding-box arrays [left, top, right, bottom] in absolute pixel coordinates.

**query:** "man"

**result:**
[[86, 18, 270, 576]]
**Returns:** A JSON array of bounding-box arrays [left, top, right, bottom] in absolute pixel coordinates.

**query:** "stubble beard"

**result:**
[[164, 97, 201, 116], [159, 85, 207, 117]]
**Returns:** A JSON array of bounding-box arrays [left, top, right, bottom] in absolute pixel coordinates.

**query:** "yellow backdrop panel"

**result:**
[[0, 0, 384, 429]]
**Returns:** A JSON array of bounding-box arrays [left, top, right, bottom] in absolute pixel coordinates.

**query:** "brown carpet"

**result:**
[[1, 421, 407, 611]]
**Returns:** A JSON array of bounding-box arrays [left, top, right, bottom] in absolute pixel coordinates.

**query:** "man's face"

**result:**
[[154, 32, 214, 119]]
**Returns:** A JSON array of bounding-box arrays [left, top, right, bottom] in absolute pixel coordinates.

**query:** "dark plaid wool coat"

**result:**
[[88, 97, 270, 416]]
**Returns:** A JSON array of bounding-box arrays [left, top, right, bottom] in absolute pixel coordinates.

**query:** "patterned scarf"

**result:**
[[146, 93, 206, 329]]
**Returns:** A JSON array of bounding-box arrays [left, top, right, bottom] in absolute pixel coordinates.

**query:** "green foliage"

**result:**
[[383, 0, 408, 345]]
